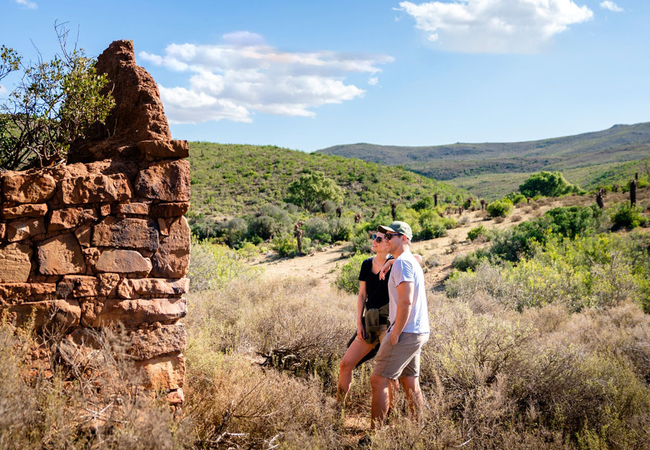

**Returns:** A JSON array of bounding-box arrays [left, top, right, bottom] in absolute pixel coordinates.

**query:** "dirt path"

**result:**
[[255, 201, 559, 291]]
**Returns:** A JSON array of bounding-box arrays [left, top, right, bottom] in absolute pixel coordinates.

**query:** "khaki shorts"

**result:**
[[372, 332, 429, 379]]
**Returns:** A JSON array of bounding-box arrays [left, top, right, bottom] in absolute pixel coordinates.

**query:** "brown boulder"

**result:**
[[92, 217, 159, 251], [127, 324, 187, 360], [150, 202, 190, 218], [136, 354, 185, 390], [58, 275, 99, 298], [113, 202, 150, 215], [38, 234, 86, 275], [7, 218, 46, 242], [74, 225, 92, 247], [2, 204, 48, 219], [2, 172, 56, 204], [0, 223, 5, 240], [8, 299, 81, 330], [67, 40, 171, 163], [95, 297, 186, 326], [137, 140, 189, 161], [117, 277, 189, 299], [0, 243, 32, 282], [135, 160, 190, 202], [95, 249, 152, 274], [0, 283, 56, 304], [49, 207, 98, 232], [60, 173, 133, 205], [151, 217, 190, 278], [98, 273, 120, 297]]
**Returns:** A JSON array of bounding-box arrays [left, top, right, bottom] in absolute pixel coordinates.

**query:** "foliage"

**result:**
[[188, 239, 261, 292], [271, 235, 298, 257], [467, 225, 487, 241], [611, 203, 648, 230], [286, 171, 344, 211], [334, 253, 370, 294], [0, 25, 114, 169], [519, 170, 579, 198], [486, 198, 513, 218]]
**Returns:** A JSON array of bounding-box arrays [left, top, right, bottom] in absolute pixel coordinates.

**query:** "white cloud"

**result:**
[[600, 1, 623, 12], [368, 77, 379, 85], [0, 84, 7, 96], [140, 33, 393, 124], [15, 0, 37, 9], [398, 0, 594, 54]]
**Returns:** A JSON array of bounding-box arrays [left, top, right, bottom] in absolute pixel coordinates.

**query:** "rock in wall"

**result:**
[[0, 40, 189, 404]]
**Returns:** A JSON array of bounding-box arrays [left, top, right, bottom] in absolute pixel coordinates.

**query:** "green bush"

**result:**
[[304, 217, 332, 243], [189, 239, 261, 292], [334, 253, 370, 294], [467, 225, 487, 241], [519, 171, 579, 198], [611, 203, 647, 230], [271, 235, 298, 257], [486, 199, 513, 218]]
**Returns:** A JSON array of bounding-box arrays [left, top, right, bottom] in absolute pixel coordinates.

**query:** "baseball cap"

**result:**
[[378, 221, 413, 240]]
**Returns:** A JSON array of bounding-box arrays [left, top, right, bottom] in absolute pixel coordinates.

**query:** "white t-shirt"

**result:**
[[387, 250, 430, 334]]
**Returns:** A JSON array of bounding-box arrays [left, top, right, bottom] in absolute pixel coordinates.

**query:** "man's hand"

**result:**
[[390, 331, 400, 346]]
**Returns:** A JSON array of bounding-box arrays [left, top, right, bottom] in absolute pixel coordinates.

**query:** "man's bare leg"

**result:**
[[399, 376, 424, 421], [370, 374, 391, 428]]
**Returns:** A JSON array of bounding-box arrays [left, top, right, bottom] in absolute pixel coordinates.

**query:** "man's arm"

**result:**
[[390, 280, 414, 345]]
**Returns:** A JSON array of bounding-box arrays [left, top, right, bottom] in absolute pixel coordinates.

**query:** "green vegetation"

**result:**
[[518, 170, 580, 197], [187, 141, 467, 250], [486, 198, 513, 218], [188, 141, 466, 217], [334, 253, 370, 294], [0, 25, 114, 169], [318, 124, 650, 200], [467, 224, 487, 241]]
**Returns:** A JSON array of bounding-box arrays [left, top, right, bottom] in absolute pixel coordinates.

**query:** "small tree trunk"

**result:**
[[596, 189, 604, 209], [391, 202, 397, 220], [434, 193, 438, 207], [630, 180, 637, 206]]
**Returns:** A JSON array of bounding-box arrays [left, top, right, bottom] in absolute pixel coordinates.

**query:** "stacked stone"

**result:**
[[0, 40, 190, 405]]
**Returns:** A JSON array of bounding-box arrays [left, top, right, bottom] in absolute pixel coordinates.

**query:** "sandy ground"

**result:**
[[255, 201, 559, 292]]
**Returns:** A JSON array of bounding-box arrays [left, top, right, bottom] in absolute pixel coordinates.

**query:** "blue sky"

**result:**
[[2, 0, 649, 152]]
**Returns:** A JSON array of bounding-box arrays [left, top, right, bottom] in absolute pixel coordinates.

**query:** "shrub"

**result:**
[[467, 225, 487, 241], [271, 235, 297, 257], [334, 253, 370, 294], [486, 199, 513, 218], [328, 217, 353, 242], [304, 217, 332, 243], [519, 171, 579, 198], [189, 239, 261, 291], [611, 203, 647, 230]]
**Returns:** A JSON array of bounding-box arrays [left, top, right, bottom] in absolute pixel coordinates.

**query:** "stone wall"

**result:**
[[0, 40, 189, 404]]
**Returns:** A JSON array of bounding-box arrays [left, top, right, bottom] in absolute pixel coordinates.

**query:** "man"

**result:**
[[370, 221, 429, 428]]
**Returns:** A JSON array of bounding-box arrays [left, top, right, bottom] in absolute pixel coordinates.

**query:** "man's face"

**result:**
[[384, 232, 401, 252]]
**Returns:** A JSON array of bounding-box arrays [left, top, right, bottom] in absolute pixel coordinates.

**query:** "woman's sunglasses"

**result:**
[[371, 234, 385, 243]]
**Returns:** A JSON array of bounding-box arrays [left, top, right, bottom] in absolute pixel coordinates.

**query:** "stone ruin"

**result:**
[[0, 40, 189, 404]]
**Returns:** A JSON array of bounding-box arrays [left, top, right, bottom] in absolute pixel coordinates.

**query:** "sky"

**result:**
[[1, 0, 649, 152]]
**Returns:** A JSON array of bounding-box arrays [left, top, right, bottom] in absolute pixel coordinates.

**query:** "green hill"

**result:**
[[188, 142, 467, 219], [317, 122, 650, 199]]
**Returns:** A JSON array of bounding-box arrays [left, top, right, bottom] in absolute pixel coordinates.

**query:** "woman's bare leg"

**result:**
[[337, 339, 376, 404]]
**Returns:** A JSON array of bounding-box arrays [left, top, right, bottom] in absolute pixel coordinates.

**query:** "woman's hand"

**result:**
[[379, 259, 395, 280], [357, 322, 365, 340]]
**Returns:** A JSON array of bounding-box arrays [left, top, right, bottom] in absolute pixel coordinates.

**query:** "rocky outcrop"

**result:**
[[0, 40, 189, 403]]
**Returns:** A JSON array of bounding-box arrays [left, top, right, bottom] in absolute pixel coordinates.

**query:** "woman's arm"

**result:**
[[357, 281, 367, 340], [379, 254, 423, 279]]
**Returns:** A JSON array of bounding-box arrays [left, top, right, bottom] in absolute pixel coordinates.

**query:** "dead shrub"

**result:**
[[510, 214, 522, 222], [183, 353, 339, 448]]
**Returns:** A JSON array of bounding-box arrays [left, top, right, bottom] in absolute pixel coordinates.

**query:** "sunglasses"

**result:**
[[372, 233, 401, 243]]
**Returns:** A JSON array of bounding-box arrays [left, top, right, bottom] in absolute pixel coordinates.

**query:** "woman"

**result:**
[[337, 231, 421, 405]]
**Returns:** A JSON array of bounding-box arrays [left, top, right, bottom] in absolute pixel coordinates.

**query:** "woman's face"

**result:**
[[371, 231, 389, 253]]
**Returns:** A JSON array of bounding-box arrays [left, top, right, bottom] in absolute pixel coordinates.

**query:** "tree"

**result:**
[[0, 23, 114, 169], [519, 171, 578, 198], [287, 171, 344, 211]]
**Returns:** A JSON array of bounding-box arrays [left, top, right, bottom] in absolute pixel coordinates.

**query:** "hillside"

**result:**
[[188, 142, 467, 219], [317, 122, 650, 199]]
